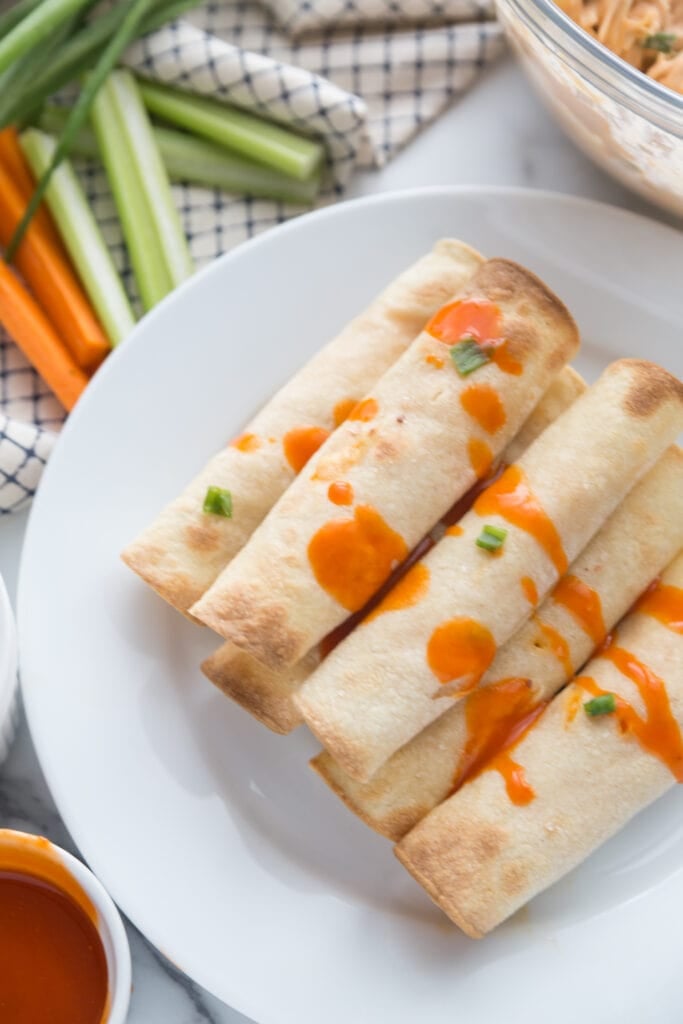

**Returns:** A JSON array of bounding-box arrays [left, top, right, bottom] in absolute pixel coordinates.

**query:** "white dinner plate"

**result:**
[[19, 188, 683, 1024]]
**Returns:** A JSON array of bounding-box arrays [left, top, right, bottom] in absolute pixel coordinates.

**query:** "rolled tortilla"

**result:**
[[297, 359, 683, 782], [192, 260, 580, 663], [312, 445, 683, 838], [396, 551, 683, 937], [201, 367, 586, 734], [122, 239, 483, 614]]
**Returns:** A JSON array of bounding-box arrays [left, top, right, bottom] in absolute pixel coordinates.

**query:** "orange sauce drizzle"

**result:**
[[426, 617, 497, 695], [425, 354, 444, 369], [534, 617, 573, 676], [283, 425, 330, 473], [577, 641, 683, 781], [446, 523, 464, 537], [564, 688, 584, 726], [460, 383, 506, 434], [474, 465, 568, 576], [365, 563, 430, 623], [348, 397, 379, 422], [490, 752, 537, 805], [308, 505, 408, 612], [425, 299, 522, 375], [552, 574, 606, 645], [521, 576, 538, 606], [328, 481, 354, 506], [467, 438, 494, 479], [453, 677, 537, 789], [230, 432, 261, 452], [333, 397, 358, 427], [636, 580, 683, 635]]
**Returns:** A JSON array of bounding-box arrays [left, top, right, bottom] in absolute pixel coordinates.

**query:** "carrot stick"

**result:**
[[0, 259, 88, 411], [0, 128, 64, 251], [0, 159, 110, 372]]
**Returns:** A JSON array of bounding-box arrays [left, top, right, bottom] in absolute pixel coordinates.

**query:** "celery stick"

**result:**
[[38, 106, 321, 204], [138, 79, 324, 182], [20, 128, 136, 346], [100, 71, 193, 290], [0, 0, 92, 77], [90, 74, 174, 310], [6, 0, 157, 259]]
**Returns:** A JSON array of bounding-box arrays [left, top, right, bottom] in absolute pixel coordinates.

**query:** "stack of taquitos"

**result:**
[[397, 550, 683, 937], [311, 446, 683, 838], [122, 239, 484, 614], [201, 366, 586, 734], [296, 359, 683, 782]]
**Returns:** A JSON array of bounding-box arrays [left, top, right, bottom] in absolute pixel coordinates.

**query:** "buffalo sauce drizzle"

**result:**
[[521, 576, 538, 606], [474, 464, 568, 575], [425, 300, 523, 376], [328, 481, 354, 506], [282, 425, 330, 473], [0, 836, 109, 1024], [308, 505, 407, 612], [426, 618, 497, 696], [552, 574, 606, 645], [635, 579, 683, 635], [576, 635, 683, 781], [467, 438, 494, 479], [333, 397, 358, 426], [533, 617, 573, 676], [230, 431, 261, 452], [460, 383, 506, 434]]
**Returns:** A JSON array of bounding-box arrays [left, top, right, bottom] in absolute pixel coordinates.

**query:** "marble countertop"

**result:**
[[0, 54, 674, 1024]]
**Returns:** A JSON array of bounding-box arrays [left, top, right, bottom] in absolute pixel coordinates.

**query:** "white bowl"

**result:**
[[0, 572, 18, 765], [0, 828, 132, 1023]]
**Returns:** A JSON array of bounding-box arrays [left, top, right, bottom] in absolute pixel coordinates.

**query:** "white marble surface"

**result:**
[[0, 54, 676, 1024]]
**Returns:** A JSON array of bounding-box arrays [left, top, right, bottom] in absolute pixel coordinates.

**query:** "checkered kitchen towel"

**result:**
[[0, 0, 504, 512]]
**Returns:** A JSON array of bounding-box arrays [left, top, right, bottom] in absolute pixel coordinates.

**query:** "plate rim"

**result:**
[[17, 184, 683, 1020]]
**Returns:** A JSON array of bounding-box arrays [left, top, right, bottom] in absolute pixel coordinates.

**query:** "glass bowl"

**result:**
[[496, 0, 683, 216]]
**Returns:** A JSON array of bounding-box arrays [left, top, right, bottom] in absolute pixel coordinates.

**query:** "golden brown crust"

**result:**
[[617, 358, 683, 417], [194, 585, 306, 668], [120, 548, 203, 623], [310, 753, 429, 841]]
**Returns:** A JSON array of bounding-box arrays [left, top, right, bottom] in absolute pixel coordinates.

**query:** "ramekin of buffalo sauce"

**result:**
[[0, 829, 131, 1024]]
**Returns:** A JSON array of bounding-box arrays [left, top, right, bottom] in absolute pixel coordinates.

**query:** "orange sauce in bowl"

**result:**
[[0, 836, 108, 1024]]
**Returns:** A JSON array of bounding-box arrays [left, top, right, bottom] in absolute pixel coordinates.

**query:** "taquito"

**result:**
[[396, 551, 683, 937], [202, 367, 586, 734], [122, 239, 483, 613], [192, 260, 580, 663], [297, 360, 683, 782], [312, 446, 683, 837]]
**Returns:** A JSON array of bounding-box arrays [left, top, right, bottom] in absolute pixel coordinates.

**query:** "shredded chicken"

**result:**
[[556, 0, 683, 93]]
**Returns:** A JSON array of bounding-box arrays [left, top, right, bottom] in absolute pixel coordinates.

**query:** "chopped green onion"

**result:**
[[20, 128, 136, 346], [90, 69, 193, 309], [583, 693, 617, 716], [137, 79, 324, 182], [450, 338, 491, 376], [203, 486, 233, 518], [0, 0, 93, 78], [642, 32, 677, 53], [6, 0, 157, 260], [476, 524, 508, 553], [37, 106, 321, 205]]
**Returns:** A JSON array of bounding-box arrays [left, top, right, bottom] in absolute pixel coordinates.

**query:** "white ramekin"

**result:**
[[0, 572, 19, 766], [0, 829, 132, 1023]]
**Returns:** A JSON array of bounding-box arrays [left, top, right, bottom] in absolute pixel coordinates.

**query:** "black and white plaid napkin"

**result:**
[[0, 0, 504, 511]]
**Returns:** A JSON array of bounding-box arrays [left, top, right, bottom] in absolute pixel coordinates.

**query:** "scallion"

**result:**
[[137, 79, 324, 182], [203, 486, 233, 517], [583, 693, 617, 716], [20, 128, 136, 346], [476, 524, 507, 553], [450, 338, 491, 376], [0, 0, 93, 78]]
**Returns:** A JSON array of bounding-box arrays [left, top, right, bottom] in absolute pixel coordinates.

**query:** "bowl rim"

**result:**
[[500, 0, 683, 119], [0, 828, 132, 1024], [0, 573, 18, 761]]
